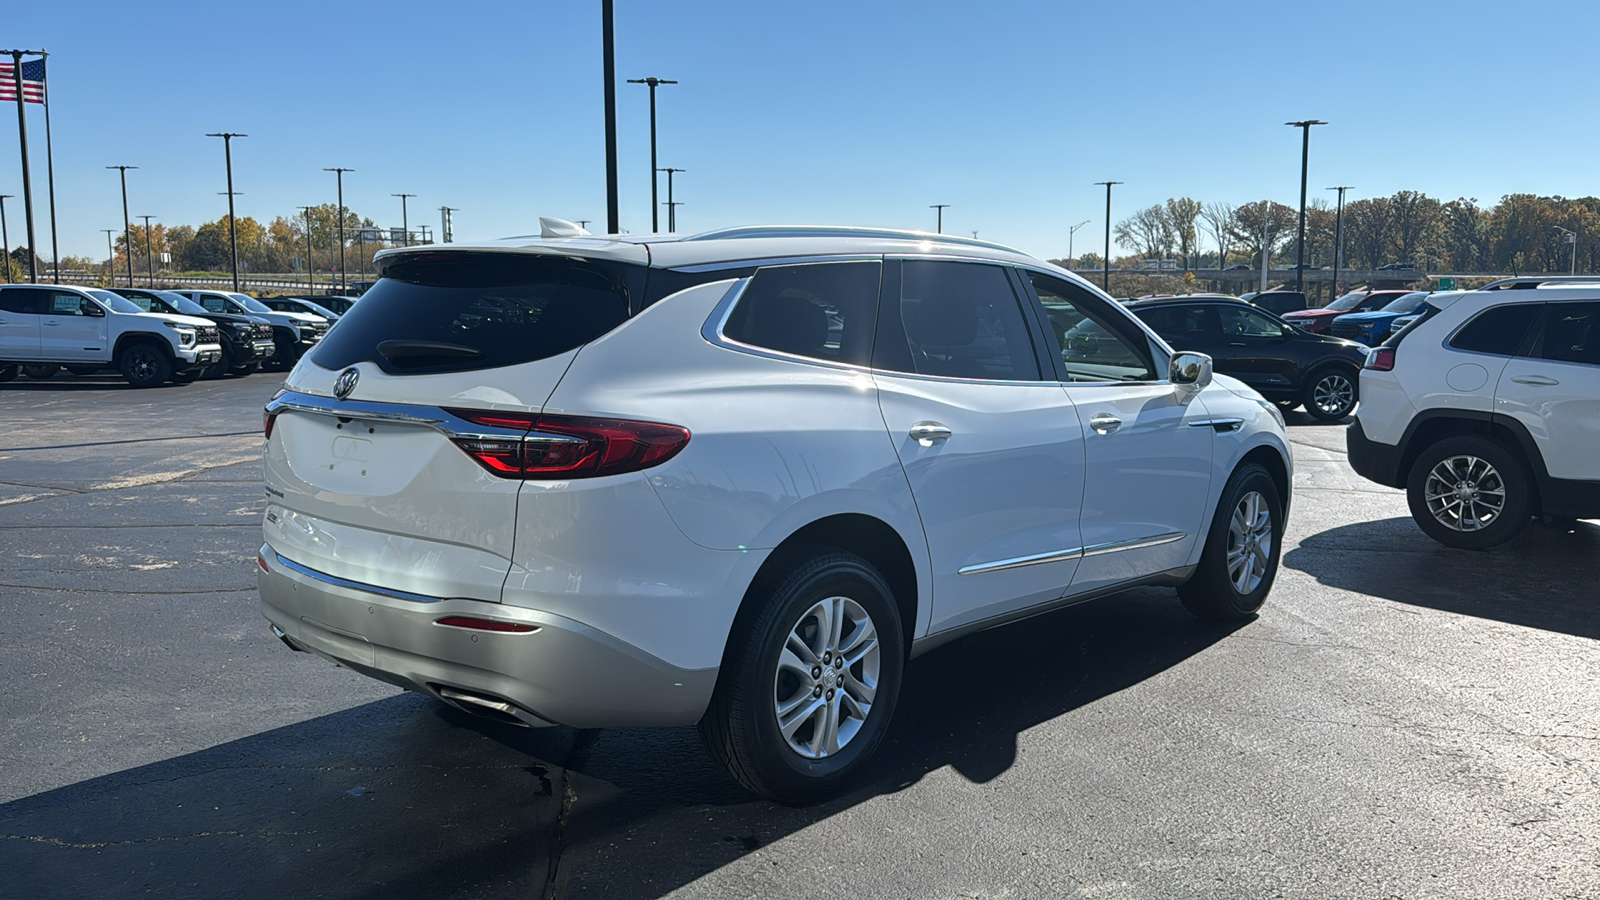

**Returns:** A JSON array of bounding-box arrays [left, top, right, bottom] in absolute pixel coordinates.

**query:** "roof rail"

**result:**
[[1480, 275, 1600, 291], [681, 225, 1025, 255]]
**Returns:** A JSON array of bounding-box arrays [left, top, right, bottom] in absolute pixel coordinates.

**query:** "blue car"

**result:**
[[1329, 291, 1432, 345]]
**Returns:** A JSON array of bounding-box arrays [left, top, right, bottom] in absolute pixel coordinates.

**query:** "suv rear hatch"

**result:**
[[263, 249, 645, 601]]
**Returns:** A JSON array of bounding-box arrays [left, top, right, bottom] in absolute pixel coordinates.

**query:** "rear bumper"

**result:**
[[1346, 417, 1405, 488], [258, 545, 718, 728]]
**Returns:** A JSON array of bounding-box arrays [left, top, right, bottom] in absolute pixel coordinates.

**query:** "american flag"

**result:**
[[0, 58, 46, 104]]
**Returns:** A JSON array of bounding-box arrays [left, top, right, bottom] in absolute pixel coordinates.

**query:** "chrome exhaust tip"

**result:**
[[270, 623, 304, 652], [434, 686, 556, 728]]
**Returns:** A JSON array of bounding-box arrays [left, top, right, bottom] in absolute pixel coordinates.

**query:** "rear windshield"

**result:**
[[311, 254, 639, 374]]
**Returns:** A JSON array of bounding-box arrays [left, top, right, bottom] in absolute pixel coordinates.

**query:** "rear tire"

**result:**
[[202, 345, 233, 380], [699, 549, 905, 805], [1405, 436, 1533, 550], [1302, 367, 1357, 420], [0, 365, 17, 382], [118, 343, 171, 388], [21, 364, 59, 380], [1178, 462, 1283, 621]]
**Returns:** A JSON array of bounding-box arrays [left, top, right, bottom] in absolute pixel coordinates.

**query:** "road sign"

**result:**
[[1438, 277, 1456, 290]]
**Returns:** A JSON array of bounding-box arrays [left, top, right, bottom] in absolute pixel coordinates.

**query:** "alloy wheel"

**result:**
[[129, 349, 159, 381], [1423, 455, 1506, 532], [1226, 490, 1273, 594], [1312, 373, 1355, 417], [773, 595, 880, 760]]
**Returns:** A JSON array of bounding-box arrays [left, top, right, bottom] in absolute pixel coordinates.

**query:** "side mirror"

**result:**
[[83, 302, 106, 317], [1170, 351, 1213, 389]]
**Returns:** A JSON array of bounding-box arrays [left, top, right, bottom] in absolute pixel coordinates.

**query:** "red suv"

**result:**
[[1282, 290, 1410, 334]]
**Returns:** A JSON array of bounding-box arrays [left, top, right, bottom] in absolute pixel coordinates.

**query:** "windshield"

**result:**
[[228, 292, 272, 313], [88, 289, 145, 314], [1325, 292, 1368, 312], [158, 292, 210, 315], [1383, 292, 1427, 312]]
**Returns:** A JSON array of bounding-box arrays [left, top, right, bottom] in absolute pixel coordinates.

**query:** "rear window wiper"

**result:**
[[376, 340, 485, 364]]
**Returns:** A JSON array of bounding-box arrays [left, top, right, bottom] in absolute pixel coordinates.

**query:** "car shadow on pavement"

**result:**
[[0, 376, 153, 391], [1283, 515, 1600, 640]]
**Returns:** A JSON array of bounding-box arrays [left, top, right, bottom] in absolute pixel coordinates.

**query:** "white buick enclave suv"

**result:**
[[258, 223, 1293, 802]]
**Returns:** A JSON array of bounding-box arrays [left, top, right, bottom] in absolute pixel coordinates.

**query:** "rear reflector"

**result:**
[[1365, 347, 1396, 371], [445, 408, 690, 480], [435, 616, 539, 634], [257, 554, 270, 573]]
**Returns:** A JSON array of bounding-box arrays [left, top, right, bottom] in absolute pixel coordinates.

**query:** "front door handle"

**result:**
[[1510, 375, 1559, 386], [43, 321, 60, 327], [1089, 413, 1122, 434], [909, 422, 952, 445], [1228, 341, 1246, 347]]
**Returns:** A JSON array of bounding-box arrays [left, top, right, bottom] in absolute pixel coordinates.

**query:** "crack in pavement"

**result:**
[[0, 430, 260, 453], [0, 828, 333, 850], [0, 583, 256, 595], [544, 729, 600, 900]]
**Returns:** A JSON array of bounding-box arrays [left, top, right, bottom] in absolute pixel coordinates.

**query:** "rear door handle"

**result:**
[[1089, 413, 1122, 434], [1510, 375, 1559, 386], [909, 422, 952, 445]]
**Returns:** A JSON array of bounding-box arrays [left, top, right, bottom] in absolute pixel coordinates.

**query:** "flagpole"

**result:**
[[6, 49, 39, 283], [40, 50, 59, 284]]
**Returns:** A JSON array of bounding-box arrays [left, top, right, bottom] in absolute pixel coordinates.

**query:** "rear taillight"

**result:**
[[1365, 347, 1396, 371], [264, 389, 286, 439], [445, 408, 690, 480], [435, 616, 538, 634]]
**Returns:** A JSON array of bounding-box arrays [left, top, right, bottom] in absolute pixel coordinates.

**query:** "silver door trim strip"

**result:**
[[957, 531, 1187, 575]]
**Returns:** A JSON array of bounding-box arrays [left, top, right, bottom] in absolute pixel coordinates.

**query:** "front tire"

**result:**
[[0, 365, 17, 382], [1178, 462, 1283, 620], [1405, 436, 1532, 550], [118, 343, 172, 388], [699, 549, 905, 805], [1302, 367, 1357, 420], [202, 345, 233, 380]]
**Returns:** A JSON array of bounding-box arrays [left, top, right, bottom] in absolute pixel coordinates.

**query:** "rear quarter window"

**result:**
[[1447, 304, 1541, 356], [311, 254, 640, 374], [721, 261, 881, 366]]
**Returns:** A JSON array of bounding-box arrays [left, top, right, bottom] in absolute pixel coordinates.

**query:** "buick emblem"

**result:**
[[333, 367, 360, 400]]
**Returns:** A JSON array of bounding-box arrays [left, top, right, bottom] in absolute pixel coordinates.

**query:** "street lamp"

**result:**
[[106, 165, 137, 287], [137, 215, 156, 286], [205, 133, 248, 291], [324, 167, 353, 292], [392, 193, 415, 247], [627, 76, 678, 232], [930, 204, 950, 234], [1554, 226, 1577, 275], [1326, 186, 1352, 297], [602, 0, 619, 234], [439, 206, 457, 243], [1094, 182, 1122, 290], [658, 168, 685, 232], [1285, 120, 1327, 292], [1068, 219, 1090, 266]]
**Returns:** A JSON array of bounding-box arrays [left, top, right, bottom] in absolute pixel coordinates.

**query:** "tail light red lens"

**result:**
[[1365, 347, 1396, 371], [445, 409, 690, 480]]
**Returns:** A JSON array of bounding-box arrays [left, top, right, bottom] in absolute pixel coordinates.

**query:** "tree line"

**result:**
[[1074, 192, 1599, 274]]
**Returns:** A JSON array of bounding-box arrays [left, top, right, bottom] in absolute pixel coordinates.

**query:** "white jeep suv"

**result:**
[[258, 224, 1293, 801], [1349, 283, 1600, 548]]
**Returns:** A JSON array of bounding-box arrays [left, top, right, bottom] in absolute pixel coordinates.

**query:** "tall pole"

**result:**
[[1555, 226, 1577, 275], [392, 193, 414, 246], [1069, 219, 1089, 266], [9, 50, 39, 282], [658, 168, 685, 232], [628, 77, 678, 233], [1286, 120, 1326, 293], [602, 0, 619, 235], [106, 165, 137, 287], [1095, 182, 1122, 291], [299, 205, 314, 293], [324, 167, 352, 293], [439, 206, 456, 243], [930, 204, 950, 234], [138, 215, 156, 286], [102, 229, 115, 281], [206, 133, 247, 291], [39, 52, 59, 283], [1327, 186, 1351, 298], [0, 194, 11, 283]]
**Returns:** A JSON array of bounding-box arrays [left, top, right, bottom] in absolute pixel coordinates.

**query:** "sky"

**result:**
[[3, 0, 1598, 263]]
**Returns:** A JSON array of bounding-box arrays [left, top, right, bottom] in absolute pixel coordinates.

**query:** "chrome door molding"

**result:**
[[957, 531, 1186, 575]]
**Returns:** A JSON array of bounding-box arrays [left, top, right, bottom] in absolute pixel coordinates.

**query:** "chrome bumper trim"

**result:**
[[271, 550, 446, 604]]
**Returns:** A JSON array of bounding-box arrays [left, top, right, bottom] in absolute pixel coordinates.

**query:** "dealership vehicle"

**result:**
[[175, 290, 328, 369], [1237, 290, 1308, 315], [0, 284, 220, 387], [1281, 289, 1411, 334], [260, 296, 344, 323], [1348, 285, 1600, 548], [1386, 313, 1422, 339], [259, 223, 1293, 802], [1127, 296, 1367, 419], [113, 287, 277, 378], [288, 294, 360, 315], [1329, 291, 1432, 345]]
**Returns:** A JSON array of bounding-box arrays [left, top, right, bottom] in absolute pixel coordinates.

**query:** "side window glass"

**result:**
[[201, 295, 227, 314], [0, 287, 48, 315], [721, 261, 881, 366], [48, 292, 86, 316], [1538, 302, 1600, 366], [1137, 305, 1212, 339], [124, 293, 154, 312], [1027, 273, 1156, 382], [1448, 304, 1541, 357], [1219, 306, 1283, 338], [879, 261, 1040, 381]]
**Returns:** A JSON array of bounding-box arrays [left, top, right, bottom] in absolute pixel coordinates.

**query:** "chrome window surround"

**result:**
[[266, 390, 583, 446], [957, 531, 1187, 576]]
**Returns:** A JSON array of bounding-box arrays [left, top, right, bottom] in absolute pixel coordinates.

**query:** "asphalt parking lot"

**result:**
[[1, 373, 1596, 899]]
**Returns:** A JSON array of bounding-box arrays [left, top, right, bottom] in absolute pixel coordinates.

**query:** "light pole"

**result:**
[[392, 193, 414, 247], [602, 0, 619, 234], [298, 206, 315, 293], [439, 206, 456, 243], [0, 194, 11, 283], [205, 133, 247, 291], [101, 229, 115, 282], [1327, 186, 1352, 297], [1094, 182, 1122, 291], [1554, 226, 1577, 275], [106, 165, 137, 287], [627, 76, 679, 233], [1286, 120, 1326, 292], [576, 220, 591, 231], [324, 167, 352, 293], [1068, 219, 1090, 266], [138, 215, 156, 286], [658, 168, 685, 232], [930, 204, 950, 234]]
